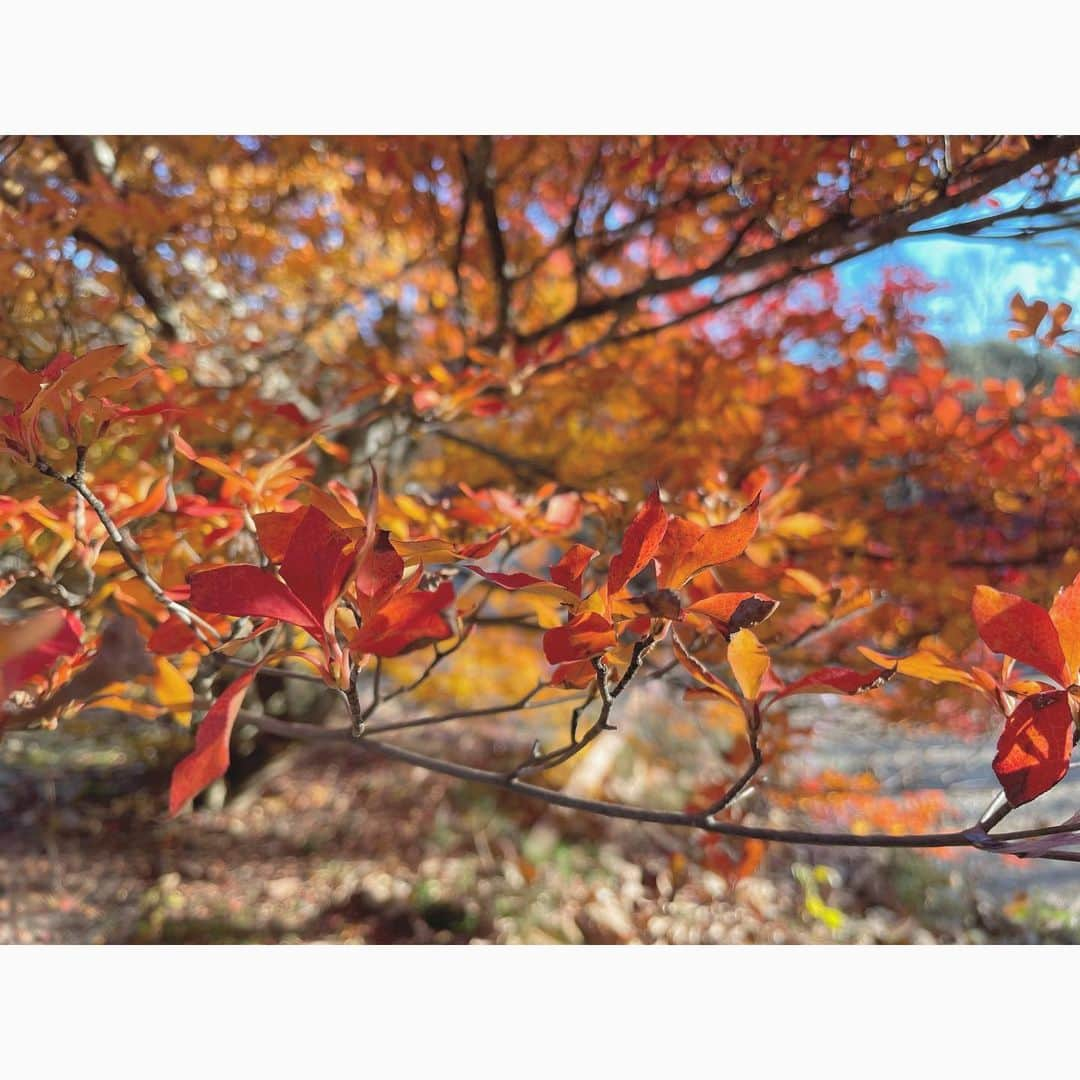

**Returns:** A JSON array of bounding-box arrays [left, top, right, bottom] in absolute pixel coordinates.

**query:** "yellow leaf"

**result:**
[[784, 568, 827, 598], [857, 646, 980, 690], [152, 656, 194, 725], [775, 512, 829, 540], [728, 629, 770, 700]]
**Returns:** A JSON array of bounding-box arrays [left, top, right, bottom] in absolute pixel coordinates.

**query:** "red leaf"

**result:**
[[773, 665, 893, 701], [147, 615, 200, 656], [542, 611, 616, 664], [355, 530, 406, 616], [279, 506, 355, 626], [656, 494, 760, 590], [349, 582, 454, 657], [549, 543, 598, 597], [466, 567, 554, 591], [607, 491, 667, 595], [464, 565, 579, 605], [169, 670, 256, 816], [972, 585, 1068, 685], [993, 690, 1075, 807], [457, 528, 509, 559], [188, 564, 321, 637]]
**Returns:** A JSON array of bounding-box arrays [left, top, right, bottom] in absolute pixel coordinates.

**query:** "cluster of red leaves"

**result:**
[[168, 496, 463, 813], [973, 577, 1080, 806], [3, 323, 1079, 836], [864, 573, 1080, 807]]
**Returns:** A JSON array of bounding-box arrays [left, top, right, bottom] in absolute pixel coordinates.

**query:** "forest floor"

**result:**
[[2, 701, 1079, 944]]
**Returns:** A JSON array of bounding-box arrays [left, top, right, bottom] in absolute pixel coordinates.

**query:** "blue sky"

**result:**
[[835, 178, 1079, 343]]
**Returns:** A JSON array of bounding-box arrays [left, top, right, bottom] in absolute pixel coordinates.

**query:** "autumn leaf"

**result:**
[[542, 611, 617, 665], [1042, 302, 1073, 347], [147, 615, 202, 656], [355, 530, 407, 617], [347, 582, 455, 658], [606, 490, 668, 596], [549, 543, 598, 598], [464, 565, 580, 608], [857, 645, 983, 691], [972, 584, 1069, 686], [189, 505, 355, 642], [672, 631, 740, 705], [992, 690, 1075, 807], [189, 563, 324, 637], [655, 494, 760, 590], [727, 628, 772, 700], [277, 505, 357, 630], [169, 669, 256, 815], [1008, 292, 1049, 340], [685, 592, 778, 636], [1048, 570, 1080, 686], [772, 665, 893, 701]]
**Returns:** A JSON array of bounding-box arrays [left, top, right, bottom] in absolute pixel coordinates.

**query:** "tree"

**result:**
[[2, 134, 1079, 870]]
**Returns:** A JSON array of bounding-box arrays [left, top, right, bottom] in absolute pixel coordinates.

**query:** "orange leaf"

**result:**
[[1049, 570, 1080, 685], [685, 592, 778, 635], [464, 565, 580, 607], [355, 530, 406, 617], [1042, 302, 1073, 347], [147, 615, 201, 656], [253, 509, 305, 562], [656, 494, 760, 590], [550, 659, 597, 688], [549, 543, 598, 597], [0, 358, 43, 406], [112, 476, 169, 527], [672, 632, 740, 705]]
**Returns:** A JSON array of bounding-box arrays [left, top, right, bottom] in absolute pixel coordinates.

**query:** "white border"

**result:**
[[3, 1, 1077, 132]]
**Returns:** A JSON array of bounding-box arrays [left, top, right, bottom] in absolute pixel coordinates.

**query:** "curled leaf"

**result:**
[[686, 592, 778, 636], [773, 664, 893, 701], [464, 565, 579, 607]]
